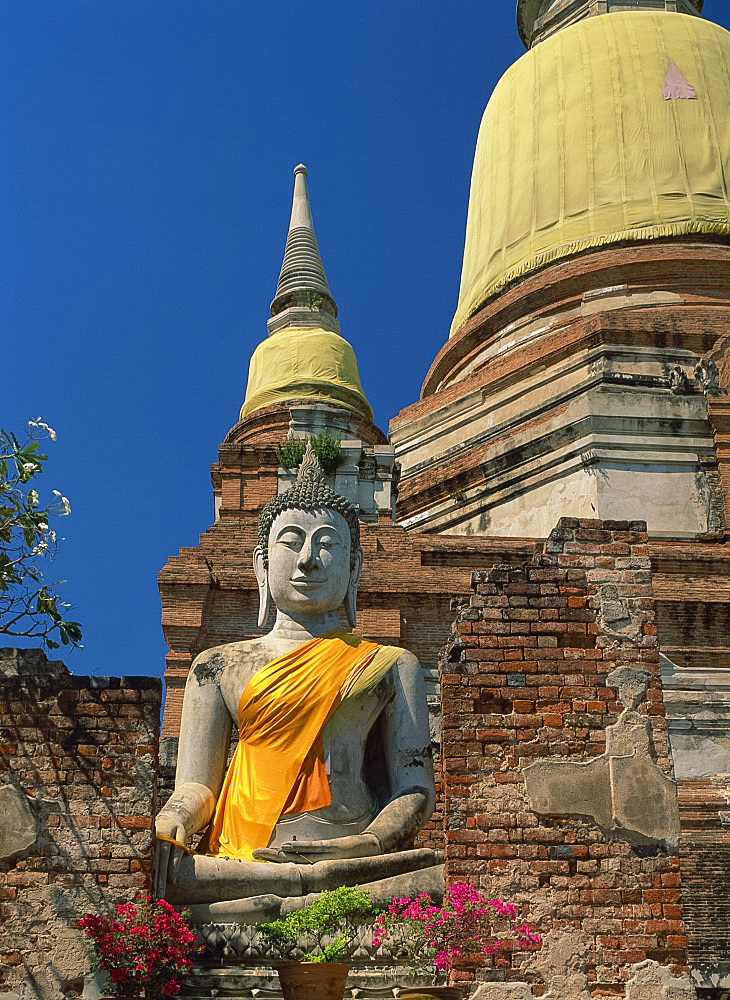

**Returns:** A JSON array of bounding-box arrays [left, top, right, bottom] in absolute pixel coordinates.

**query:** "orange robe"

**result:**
[[200, 630, 403, 862]]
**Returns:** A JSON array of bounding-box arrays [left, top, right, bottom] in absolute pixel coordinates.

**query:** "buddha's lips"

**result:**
[[289, 578, 326, 589]]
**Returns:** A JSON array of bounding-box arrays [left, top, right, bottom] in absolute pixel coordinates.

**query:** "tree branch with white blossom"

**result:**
[[0, 419, 82, 650]]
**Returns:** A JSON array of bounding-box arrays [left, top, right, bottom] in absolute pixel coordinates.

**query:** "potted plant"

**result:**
[[79, 893, 200, 998], [372, 884, 541, 1000], [259, 885, 373, 1000]]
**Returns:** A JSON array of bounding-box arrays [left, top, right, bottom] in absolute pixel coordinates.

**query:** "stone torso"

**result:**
[[195, 636, 397, 846]]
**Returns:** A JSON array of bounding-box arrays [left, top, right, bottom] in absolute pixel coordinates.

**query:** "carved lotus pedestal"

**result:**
[[276, 962, 351, 1000]]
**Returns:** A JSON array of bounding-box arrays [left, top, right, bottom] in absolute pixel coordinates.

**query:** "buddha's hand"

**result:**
[[153, 782, 216, 898], [252, 832, 382, 864], [153, 809, 190, 898]]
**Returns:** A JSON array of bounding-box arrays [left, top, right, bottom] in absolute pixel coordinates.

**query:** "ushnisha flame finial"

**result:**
[[296, 440, 325, 484]]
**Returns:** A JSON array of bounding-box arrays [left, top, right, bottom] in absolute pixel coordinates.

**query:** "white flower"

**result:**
[[22, 463, 35, 473], [50, 490, 71, 515], [28, 490, 39, 506], [27, 418, 55, 440], [38, 522, 49, 532]]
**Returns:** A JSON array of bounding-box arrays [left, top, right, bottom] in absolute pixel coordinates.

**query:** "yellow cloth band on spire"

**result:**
[[240, 327, 373, 423]]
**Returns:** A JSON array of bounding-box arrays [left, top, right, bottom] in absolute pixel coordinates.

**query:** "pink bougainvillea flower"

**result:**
[[373, 884, 539, 975]]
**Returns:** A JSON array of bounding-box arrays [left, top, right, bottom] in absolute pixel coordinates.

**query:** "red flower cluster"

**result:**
[[372, 884, 541, 973], [79, 894, 200, 998]]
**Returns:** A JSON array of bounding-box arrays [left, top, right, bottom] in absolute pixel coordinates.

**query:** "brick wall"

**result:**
[[441, 518, 688, 995], [0, 649, 161, 1000], [678, 777, 730, 992]]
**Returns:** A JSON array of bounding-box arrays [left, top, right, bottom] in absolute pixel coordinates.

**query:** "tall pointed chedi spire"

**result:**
[[270, 164, 337, 319], [239, 164, 373, 425]]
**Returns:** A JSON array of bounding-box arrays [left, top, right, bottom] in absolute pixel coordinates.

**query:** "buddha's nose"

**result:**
[[297, 541, 318, 570]]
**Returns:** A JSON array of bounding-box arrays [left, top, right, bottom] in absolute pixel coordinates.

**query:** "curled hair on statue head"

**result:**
[[258, 441, 360, 568]]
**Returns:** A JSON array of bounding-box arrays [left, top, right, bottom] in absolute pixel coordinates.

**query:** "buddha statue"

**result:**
[[154, 444, 441, 922]]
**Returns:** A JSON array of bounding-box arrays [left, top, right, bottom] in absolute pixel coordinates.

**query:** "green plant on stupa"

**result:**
[[276, 432, 344, 476]]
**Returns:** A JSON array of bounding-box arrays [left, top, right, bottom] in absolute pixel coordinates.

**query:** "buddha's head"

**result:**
[[253, 443, 363, 628]]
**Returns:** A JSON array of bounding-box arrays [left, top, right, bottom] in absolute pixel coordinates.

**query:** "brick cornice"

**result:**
[[393, 313, 725, 438], [412, 239, 730, 406], [224, 402, 388, 447]]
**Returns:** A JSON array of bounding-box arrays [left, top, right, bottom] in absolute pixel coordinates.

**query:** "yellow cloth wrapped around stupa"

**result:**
[[240, 326, 373, 423], [451, 12, 730, 336]]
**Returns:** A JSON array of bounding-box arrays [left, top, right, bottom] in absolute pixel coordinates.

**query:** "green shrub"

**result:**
[[276, 438, 307, 470], [259, 886, 373, 963], [276, 433, 344, 476]]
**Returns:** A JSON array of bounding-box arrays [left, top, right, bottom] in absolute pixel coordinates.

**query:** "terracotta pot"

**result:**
[[398, 989, 463, 1000], [276, 961, 351, 1000]]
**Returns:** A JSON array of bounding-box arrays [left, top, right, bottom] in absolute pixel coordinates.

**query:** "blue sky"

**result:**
[[2, 1, 729, 677]]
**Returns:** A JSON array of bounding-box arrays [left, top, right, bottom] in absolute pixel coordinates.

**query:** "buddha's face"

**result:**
[[266, 507, 354, 616]]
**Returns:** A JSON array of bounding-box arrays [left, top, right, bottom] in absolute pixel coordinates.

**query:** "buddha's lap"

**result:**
[[166, 848, 441, 905]]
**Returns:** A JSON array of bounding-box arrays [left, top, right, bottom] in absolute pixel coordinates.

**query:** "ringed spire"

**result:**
[[516, 0, 704, 48], [270, 164, 337, 319]]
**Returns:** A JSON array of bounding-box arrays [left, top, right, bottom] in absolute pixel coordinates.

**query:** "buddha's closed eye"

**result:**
[[277, 531, 304, 550]]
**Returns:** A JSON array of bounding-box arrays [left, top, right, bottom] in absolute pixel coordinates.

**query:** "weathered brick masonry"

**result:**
[[416, 240, 730, 403], [0, 649, 161, 1000], [441, 518, 688, 995], [678, 776, 730, 989], [390, 239, 730, 544]]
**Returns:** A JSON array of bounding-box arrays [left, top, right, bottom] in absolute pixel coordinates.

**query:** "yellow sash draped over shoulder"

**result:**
[[200, 630, 403, 862]]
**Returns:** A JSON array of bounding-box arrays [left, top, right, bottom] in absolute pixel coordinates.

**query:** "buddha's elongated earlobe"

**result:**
[[253, 546, 272, 628], [344, 547, 364, 629]]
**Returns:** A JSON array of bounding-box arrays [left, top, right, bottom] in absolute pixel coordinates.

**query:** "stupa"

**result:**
[[392, 3, 730, 539]]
